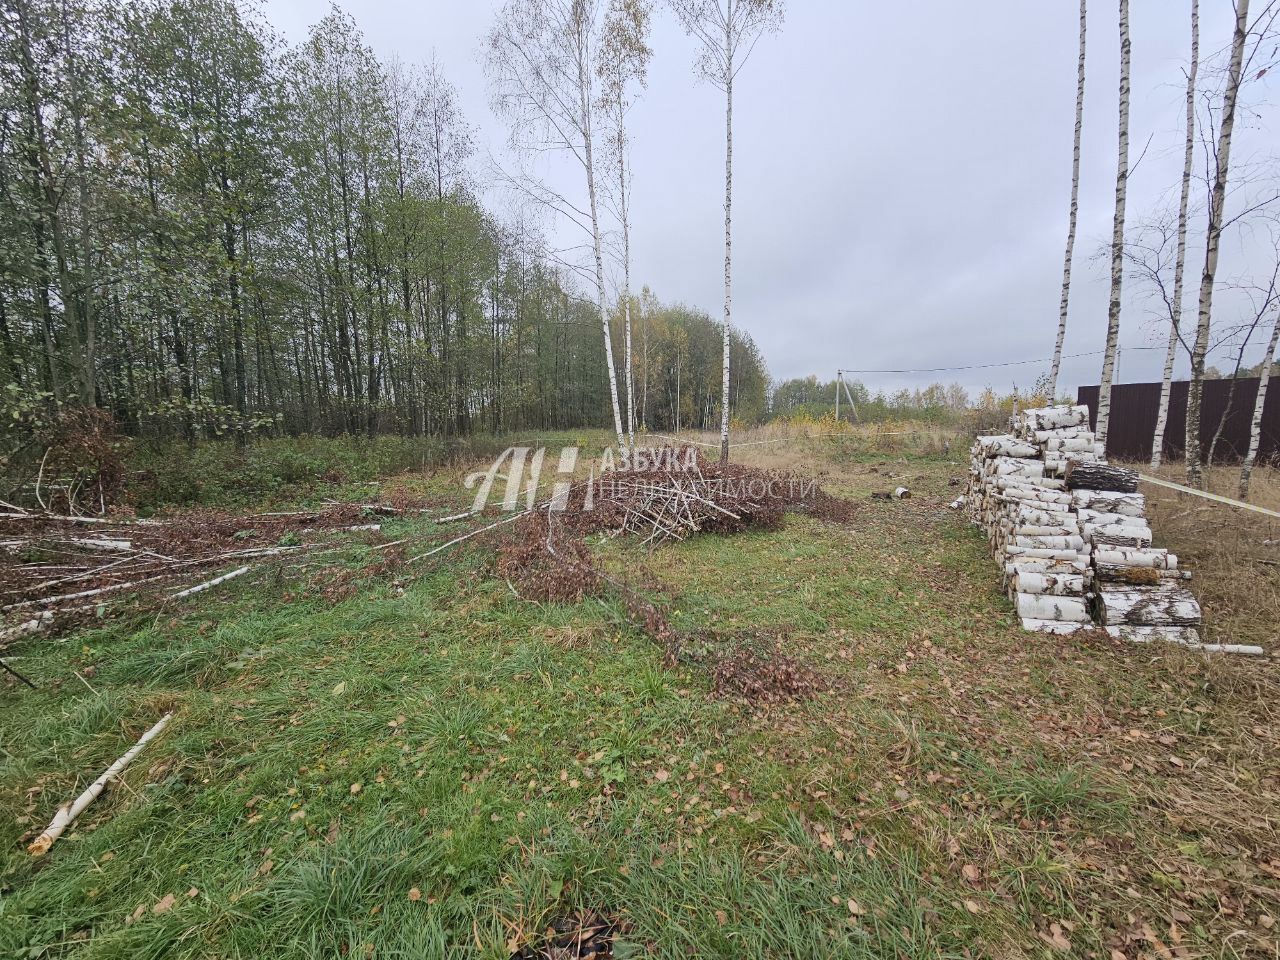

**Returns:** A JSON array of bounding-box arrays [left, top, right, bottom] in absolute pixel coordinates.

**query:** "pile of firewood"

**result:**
[[965, 405, 1255, 654]]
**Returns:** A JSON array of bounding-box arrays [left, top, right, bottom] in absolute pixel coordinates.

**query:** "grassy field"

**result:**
[[1, 432, 1277, 958]]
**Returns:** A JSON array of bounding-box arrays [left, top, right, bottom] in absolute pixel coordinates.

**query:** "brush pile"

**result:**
[[498, 449, 852, 695], [0, 503, 398, 644], [964, 405, 1254, 654]]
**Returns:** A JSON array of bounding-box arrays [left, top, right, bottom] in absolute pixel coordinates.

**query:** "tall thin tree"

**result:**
[[668, 0, 783, 463], [599, 0, 653, 450], [1095, 0, 1131, 451], [1048, 0, 1087, 399], [1150, 0, 1199, 470], [486, 0, 632, 451], [1186, 0, 1251, 486], [1239, 303, 1279, 499]]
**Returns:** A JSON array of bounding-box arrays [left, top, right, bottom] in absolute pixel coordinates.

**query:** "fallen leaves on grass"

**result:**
[[711, 647, 827, 704], [509, 909, 626, 960]]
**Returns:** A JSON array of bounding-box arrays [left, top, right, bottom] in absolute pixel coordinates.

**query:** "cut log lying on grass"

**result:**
[[1021, 617, 1088, 634], [0, 611, 53, 643], [1096, 584, 1201, 626], [28, 712, 175, 857], [1104, 625, 1264, 655], [74, 538, 133, 552], [1015, 592, 1090, 622], [1065, 461, 1139, 493]]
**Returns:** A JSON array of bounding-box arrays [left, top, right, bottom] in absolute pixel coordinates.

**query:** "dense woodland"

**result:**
[[0, 0, 767, 444]]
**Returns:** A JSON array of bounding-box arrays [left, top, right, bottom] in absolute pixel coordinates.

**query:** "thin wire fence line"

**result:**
[[650, 430, 922, 450], [836, 346, 1160, 376], [1137, 474, 1280, 520]]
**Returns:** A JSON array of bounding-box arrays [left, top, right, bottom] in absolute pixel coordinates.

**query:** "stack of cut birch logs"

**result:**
[[964, 404, 1255, 653]]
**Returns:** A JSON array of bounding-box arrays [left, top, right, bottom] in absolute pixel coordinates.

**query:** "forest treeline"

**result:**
[[0, 0, 767, 445]]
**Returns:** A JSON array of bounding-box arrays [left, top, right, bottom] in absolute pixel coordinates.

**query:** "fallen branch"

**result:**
[[0, 657, 37, 689], [408, 510, 530, 563], [0, 612, 53, 644], [28, 712, 175, 857], [171, 565, 254, 599]]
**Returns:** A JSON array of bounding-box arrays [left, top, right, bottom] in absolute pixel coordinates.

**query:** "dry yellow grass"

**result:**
[[1120, 461, 1280, 649]]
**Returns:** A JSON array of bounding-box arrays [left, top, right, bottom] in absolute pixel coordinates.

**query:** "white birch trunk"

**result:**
[[1187, 0, 1250, 487], [624, 294, 635, 448], [28, 712, 175, 856], [1096, 0, 1131, 451], [619, 128, 636, 449], [579, 34, 626, 452], [1151, 0, 1199, 470], [1050, 0, 1087, 397], [719, 18, 733, 465], [1239, 304, 1279, 498]]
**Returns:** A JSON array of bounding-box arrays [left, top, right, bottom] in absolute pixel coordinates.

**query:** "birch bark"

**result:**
[[1187, 0, 1250, 487], [578, 27, 626, 452], [668, 0, 783, 463], [1095, 0, 1131, 452], [1049, 0, 1087, 398], [1239, 306, 1279, 498], [719, 29, 733, 463], [1151, 0, 1199, 470]]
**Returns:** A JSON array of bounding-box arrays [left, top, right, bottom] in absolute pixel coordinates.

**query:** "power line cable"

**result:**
[[836, 346, 1160, 376]]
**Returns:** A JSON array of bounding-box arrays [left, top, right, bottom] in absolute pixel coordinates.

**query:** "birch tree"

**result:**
[[485, 0, 630, 451], [1048, 0, 1087, 398], [598, 0, 653, 448], [1094, 0, 1131, 451], [668, 0, 783, 463], [1185, 0, 1252, 486], [1150, 0, 1198, 470], [1240, 302, 1279, 498]]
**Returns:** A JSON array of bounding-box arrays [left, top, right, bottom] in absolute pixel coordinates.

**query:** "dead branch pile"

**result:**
[[495, 450, 851, 698], [0, 502, 402, 641]]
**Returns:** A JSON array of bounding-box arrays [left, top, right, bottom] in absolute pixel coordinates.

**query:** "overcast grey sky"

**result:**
[[265, 0, 1278, 397]]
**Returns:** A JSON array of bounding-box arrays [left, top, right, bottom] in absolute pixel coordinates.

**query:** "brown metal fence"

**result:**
[[1077, 378, 1279, 464]]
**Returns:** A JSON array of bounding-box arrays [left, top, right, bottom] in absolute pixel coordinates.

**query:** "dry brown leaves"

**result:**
[[710, 646, 828, 704], [509, 909, 627, 960]]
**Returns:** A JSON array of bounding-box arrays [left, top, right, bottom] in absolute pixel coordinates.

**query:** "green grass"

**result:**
[[2, 442, 1277, 958]]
